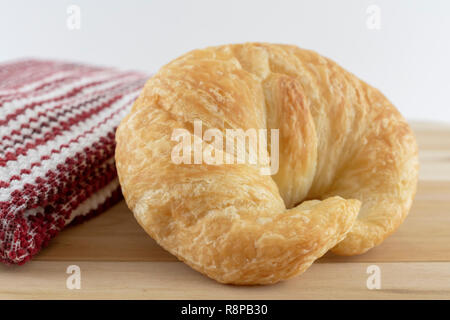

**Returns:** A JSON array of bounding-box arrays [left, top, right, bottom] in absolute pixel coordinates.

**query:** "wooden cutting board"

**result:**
[[1, 121, 449, 299]]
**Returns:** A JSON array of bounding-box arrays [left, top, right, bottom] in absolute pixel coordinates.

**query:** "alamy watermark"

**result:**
[[66, 5, 81, 30], [171, 120, 279, 175], [366, 4, 381, 30], [366, 264, 381, 290], [66, 265, 81, 289]]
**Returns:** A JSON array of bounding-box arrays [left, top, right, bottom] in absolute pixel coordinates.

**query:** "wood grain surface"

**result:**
[[1, 121, 449, 299]]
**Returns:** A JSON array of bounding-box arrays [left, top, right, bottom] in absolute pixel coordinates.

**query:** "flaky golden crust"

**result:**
[[115, 43, 419, 284]]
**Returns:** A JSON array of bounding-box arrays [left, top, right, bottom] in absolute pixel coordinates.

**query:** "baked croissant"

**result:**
[[115, 43, 419, 284]]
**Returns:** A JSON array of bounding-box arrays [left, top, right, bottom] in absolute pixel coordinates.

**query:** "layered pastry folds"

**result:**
[[115, 43, 419, 284]]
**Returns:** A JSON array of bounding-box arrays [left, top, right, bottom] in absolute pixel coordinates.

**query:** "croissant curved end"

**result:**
[[115, 43, 419, 284]]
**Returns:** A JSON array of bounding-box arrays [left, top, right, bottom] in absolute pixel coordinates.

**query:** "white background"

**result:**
[[1, 0, 449, 123]]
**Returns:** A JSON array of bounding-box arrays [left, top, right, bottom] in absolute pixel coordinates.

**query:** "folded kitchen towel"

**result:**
[[0, 59, 148, 265]]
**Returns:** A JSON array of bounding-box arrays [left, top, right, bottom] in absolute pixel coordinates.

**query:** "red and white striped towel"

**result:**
[[0, 59, 148, 265]]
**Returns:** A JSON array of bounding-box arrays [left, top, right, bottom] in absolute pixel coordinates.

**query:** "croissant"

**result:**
[[115, 43, 419, 285]]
